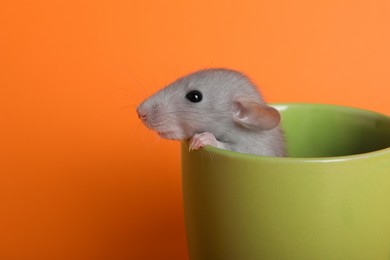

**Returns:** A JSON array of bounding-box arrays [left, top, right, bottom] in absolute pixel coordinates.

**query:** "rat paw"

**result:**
[[189, 132, 219, 151]]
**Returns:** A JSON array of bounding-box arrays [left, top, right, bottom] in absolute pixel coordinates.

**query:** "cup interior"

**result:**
[[276, 104, 390, 158]]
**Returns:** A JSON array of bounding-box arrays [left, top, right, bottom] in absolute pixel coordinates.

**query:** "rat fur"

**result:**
[[136, 68, 286, 157]]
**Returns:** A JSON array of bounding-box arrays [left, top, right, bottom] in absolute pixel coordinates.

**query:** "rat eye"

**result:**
[[186, 90, 203, 103]]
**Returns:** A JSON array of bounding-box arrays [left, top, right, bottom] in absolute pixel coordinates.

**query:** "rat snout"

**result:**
[[136, 107, 147, 120]]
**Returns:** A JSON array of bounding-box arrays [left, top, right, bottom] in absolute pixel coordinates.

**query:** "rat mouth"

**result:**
[[142, 118, 188, 140], [143, 121, 169, 131]]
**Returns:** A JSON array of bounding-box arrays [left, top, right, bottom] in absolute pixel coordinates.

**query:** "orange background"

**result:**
[[1, 0, 389, 259]]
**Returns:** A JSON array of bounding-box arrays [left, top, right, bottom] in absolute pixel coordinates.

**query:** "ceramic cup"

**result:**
[[181, 103, 390, 260]]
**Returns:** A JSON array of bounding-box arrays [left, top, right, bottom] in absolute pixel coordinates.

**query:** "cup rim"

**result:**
[[195, 103, 390, 163]]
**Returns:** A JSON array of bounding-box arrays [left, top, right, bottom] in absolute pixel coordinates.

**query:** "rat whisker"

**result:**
[[127, 74, 152, 101], [119, 103, 138, 111], [163, 88, 178, 112], [164, 110, 210, 115], [169, 116, 229, 126], [164, 110, 228, 116]]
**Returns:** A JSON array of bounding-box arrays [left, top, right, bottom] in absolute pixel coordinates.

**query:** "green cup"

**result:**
[[181, 103, 390, 260]]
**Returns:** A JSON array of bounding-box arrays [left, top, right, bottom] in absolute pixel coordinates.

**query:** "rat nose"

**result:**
[[137, 107, 147, 120]]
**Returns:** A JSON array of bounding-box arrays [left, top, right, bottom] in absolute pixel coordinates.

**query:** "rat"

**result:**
[[136, 68, 286, 157]]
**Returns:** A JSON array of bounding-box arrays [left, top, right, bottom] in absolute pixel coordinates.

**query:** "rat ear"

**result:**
[[232, 98, 281, 130]]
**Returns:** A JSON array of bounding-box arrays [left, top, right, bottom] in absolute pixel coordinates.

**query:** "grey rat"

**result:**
[[136, 68, 286, 157]]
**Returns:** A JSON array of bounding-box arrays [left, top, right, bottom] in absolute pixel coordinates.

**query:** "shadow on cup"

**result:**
[[181, 103, 390, 260]]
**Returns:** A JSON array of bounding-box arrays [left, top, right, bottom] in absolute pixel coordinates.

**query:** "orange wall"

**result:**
[[1, 0, 389, 259]]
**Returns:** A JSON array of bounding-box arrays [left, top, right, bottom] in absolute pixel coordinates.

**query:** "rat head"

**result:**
[[136, 68, 281, 140]]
